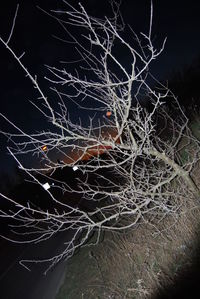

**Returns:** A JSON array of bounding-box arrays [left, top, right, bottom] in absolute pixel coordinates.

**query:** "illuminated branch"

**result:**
[[0, 1, 199, 273]]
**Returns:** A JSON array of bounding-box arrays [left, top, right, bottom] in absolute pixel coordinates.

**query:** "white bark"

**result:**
[[0, 1, 199, 272]]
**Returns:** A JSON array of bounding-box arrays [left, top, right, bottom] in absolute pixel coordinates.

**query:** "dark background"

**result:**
[[0, 2, 200, 298], [0, 0, 200, 177]]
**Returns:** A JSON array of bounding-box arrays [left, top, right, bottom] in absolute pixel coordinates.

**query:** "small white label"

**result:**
[[42, 182, 51, 190], [73, 166, 78, 171]]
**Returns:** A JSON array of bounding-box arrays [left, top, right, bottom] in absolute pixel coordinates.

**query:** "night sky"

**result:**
[[0, 0, 200, 178], [0, 3, 200, 297]]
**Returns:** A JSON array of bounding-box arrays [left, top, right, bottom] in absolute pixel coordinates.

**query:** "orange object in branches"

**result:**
[[42, 145, 47, 151], [106, 111, 112, 117]]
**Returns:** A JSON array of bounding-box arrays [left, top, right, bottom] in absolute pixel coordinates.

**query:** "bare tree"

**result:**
[[0, 1, 199, 273]]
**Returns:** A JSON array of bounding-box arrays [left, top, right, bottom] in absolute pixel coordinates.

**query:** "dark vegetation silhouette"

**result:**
[[165, 56, 200, 117], [150, 59, 200, 299]]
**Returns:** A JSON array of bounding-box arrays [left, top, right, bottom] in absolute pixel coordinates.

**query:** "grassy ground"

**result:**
[[56, 116, 200, 299]]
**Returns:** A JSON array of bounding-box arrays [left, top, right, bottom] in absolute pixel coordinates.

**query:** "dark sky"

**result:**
[[0, 0, 200, 178]]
